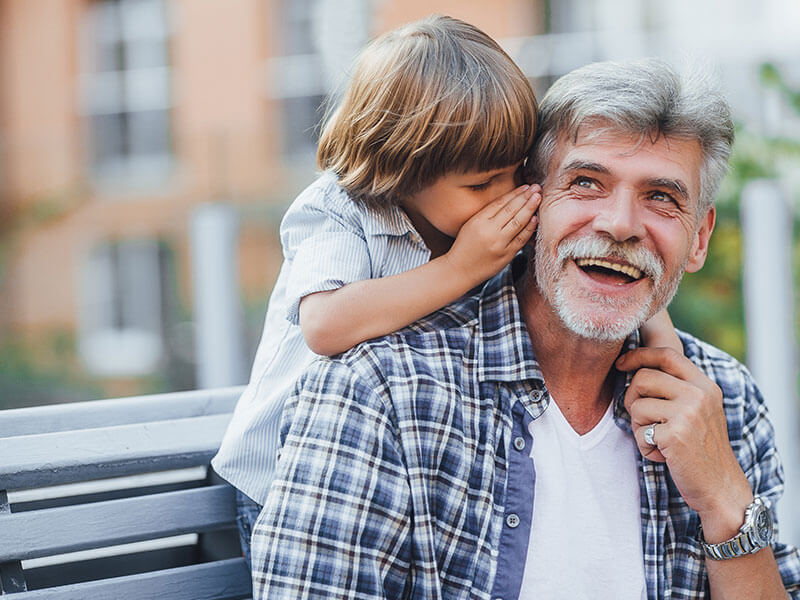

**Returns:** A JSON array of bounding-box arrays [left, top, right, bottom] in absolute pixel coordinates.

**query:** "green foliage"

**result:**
[[671, 64, 800, 362], [671, 223, 746, 360], [0, 333, 104, 410]]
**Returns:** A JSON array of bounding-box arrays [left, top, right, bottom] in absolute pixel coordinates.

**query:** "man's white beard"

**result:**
[[533, 234, 686, 342]]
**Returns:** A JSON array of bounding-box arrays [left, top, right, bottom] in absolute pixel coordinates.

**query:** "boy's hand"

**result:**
[[445, 184, 541, 285], [640, 308, 682, 353]]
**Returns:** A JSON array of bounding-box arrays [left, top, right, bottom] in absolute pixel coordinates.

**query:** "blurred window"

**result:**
[[81, 0, 172, 189], [283, 94, 326, 157], [79, 239, 166, 376], [285, 0, 316, 54], [279, 0, 326, 158]]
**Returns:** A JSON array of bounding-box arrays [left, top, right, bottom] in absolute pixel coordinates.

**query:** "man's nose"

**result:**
[[591, 189, 646, 242]]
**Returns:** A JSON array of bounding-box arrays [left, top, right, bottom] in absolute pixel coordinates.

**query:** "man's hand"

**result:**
[[444, 184, 541, 285], [615, 348, 752, 525]]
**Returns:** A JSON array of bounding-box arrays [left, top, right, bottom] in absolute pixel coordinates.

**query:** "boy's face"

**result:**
[[401, 163, 521, 239]]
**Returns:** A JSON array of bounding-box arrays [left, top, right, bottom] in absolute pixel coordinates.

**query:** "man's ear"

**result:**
[[685, 206, 716, 273]]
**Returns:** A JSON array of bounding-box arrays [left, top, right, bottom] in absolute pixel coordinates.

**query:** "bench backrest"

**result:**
[[0, 386, 252, 600]]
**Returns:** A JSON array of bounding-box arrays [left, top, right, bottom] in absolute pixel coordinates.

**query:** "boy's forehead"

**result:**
[[461, 162, 523, 178]]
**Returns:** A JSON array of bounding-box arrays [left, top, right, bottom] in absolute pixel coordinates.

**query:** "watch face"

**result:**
[[753, 504, 774, 546]]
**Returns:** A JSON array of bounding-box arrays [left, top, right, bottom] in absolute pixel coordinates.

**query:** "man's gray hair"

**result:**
[[528, 58, 734, 214]]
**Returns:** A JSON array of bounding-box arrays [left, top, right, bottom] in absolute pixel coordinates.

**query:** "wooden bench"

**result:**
[[0, 386, 253, 599]]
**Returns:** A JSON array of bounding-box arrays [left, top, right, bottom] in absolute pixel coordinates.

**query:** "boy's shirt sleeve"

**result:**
[[280, 183, 373, 325]]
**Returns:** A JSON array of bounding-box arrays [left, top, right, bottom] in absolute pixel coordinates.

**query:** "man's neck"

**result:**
[[516, 275, 626, 435]]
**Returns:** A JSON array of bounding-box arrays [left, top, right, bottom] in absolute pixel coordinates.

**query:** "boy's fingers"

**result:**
[[485, 184, 532, 220], [510, 215, 538, 248], [499, 192, 541, 238], [486, 183, 541, 220]]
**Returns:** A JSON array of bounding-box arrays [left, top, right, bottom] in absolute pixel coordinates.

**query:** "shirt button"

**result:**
[[532, 390, 543, 401], [513, 436, 526, 451], [506, 513, 520, 528]]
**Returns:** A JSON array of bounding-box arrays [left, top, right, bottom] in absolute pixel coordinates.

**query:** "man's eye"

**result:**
[[572, 176, 597, 189], [650, 191, 676, 203], [469, 181, 492, 191]]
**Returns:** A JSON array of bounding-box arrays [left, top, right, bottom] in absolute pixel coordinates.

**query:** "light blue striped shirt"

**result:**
[[212, 171, 432, 504]]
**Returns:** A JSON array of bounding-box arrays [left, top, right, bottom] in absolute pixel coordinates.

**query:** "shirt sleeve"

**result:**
[[738, 373, 800, 597], [250, 357, 412, 600], [280, 186, 373, 325]]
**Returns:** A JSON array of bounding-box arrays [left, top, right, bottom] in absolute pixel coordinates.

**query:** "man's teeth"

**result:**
[[575, 257, 643, 280]]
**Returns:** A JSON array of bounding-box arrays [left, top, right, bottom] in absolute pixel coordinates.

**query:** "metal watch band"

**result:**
[[700, 496, 773, 561], [702, 529, 758, 560]]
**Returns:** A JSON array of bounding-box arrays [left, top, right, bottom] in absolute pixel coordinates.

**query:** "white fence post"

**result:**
[[741, 179, 800, 545], [190, 204, 247, 389]]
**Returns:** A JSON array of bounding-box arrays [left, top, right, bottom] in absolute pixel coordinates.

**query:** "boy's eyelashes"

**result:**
[[467, 181, 493, 191]]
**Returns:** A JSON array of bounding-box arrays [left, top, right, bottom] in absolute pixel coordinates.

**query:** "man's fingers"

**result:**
[[623, 367, 696, 406], [624, 395, 674, 462], [625, 393, 677, 425], [616, 347, 710, 390], [634, 420, 667, 462]]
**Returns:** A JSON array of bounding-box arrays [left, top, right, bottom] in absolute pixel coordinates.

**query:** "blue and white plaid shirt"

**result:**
[[251, 261, 800, 599]]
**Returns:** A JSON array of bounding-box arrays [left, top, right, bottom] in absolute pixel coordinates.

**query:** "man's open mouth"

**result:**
[[574, 257, 644, 285]]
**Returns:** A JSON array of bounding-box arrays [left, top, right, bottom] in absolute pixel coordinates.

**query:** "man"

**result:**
[[251, 59, 800, 598]]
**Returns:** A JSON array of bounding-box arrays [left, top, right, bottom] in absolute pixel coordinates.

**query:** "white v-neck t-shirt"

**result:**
[[520, 398, 647, 600]]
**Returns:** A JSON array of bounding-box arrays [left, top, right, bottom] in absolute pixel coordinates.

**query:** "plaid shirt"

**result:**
[[251, 262, 800, 599]]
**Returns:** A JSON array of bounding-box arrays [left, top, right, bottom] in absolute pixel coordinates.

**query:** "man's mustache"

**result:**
[[555, 236, 665, 282]]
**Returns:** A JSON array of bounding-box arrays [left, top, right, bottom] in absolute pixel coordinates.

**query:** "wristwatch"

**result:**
[[701, 496, 774, 560]]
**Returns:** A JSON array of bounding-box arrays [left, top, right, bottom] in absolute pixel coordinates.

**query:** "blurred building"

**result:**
[[0, 0, 543, 405]]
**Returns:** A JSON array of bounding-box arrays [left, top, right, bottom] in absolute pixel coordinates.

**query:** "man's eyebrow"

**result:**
[[560, 160, 691, 201], [647, 177, 690, 202], [560, 160, 611, 175]]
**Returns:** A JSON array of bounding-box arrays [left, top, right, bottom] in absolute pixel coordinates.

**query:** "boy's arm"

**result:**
[[300, 185, 540, 355]]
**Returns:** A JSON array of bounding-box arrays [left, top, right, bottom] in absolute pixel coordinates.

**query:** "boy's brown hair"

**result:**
[[317, 15, 538, 209]]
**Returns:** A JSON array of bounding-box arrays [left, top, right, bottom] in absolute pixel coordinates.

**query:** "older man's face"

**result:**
[[532, 126, 715, 342]]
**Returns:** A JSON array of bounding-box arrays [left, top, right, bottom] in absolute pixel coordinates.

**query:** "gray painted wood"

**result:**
[[0, 485, 236, 562], [1, 414, 231, 490], [0, 490, 28, 593], [0, 386, 243, 437], [0, 390, 251, 598], [12, 558, 251, 600]]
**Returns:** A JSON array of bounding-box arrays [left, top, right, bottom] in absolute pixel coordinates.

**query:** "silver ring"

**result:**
[[643, 423, 657, 446]]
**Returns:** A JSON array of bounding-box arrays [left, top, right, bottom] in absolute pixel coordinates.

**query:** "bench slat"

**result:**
[[0, 414, 231, 490], [13, 558, 251, 600], [0, 386, 244, 437], [0, 485, 236, 562]]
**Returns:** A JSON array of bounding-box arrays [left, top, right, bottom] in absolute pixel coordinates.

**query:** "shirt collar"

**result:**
[[361, 203, 419, 238], [475, 257, 543, 385], [475, 255, 643, 429], [612, 329, 641, 433]]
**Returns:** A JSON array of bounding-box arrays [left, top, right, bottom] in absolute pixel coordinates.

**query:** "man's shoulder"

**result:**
[[677, 329, 762, 410], [331, 289, 483, 382]]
